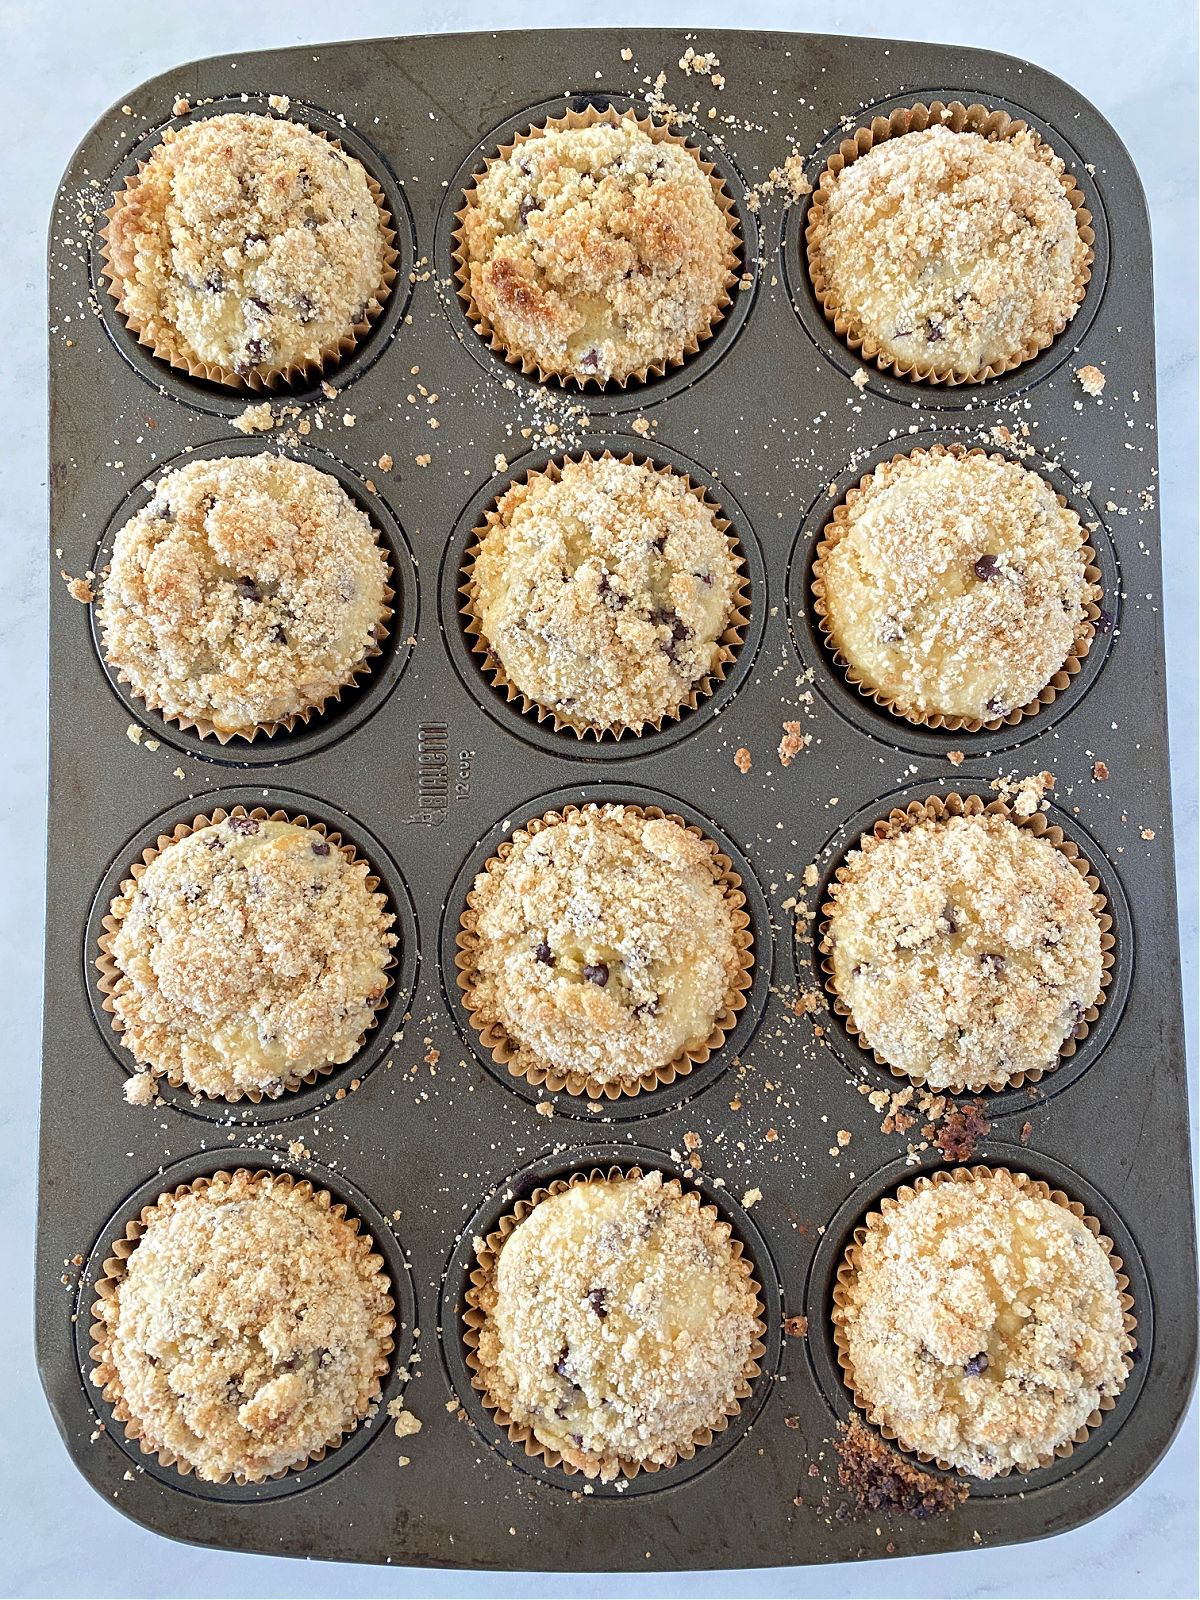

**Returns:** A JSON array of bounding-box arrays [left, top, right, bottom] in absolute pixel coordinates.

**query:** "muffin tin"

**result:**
[[41, 28, 1194, 1572]]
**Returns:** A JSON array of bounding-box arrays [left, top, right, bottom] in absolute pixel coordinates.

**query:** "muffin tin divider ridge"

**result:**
[[42, 28, 1194, 1572]]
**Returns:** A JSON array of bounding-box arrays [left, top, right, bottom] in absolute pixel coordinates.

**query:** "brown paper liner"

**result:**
[[811, 444, 1102, 732], [831, 1165, 1138, 1477], [818, 793, 1115, 1093], [452, 105, 742, 389], [462, 1165, 766, 1479], [461, 451, 750, 740], [88, 1167, 395, 1484], [455, 803, 755, 1100], [100, 121, 399, 392], [95, 805, 396, 1102], [806, 102, 1095, 386]]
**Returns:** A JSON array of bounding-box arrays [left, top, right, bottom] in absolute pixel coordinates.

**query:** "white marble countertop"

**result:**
[[2, 3, 1194, 1595]]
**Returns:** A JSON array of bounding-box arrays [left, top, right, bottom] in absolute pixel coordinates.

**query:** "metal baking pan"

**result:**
[[40, 27, 1195, 1572]]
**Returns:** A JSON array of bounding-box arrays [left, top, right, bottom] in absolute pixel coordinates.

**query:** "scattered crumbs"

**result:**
[[535, 1100, 554, 1118], [850, 367, 869, 391], [397, 1455, 410, 1467], [1076, 364, 1106, 397], [494, 453, 509, 473], [621, 47, 633, 61], [734, 746, 752, 774], [423, 1045, 440, 1067], [233, 401, 274, 434], [778, 721, 808, 766], [378, 453, 393, 472], [1140, 828, 1155, 840], [783, 1315, 808, 1338], [990, 770, 1053, 817], [144, 738, 160, 752], [122, 1072, 156, 1107], [1019, 1121, 1033, 1146], [782, 152, 812, 196], [784, 1415, 800, 1429], [387, 1402, 422, 1439], [834, 1417, 968, 1519], [173, 767, 186, 780], [320, 381, 338, 400], [836, 1129, 851, 1147], [935, 1100, 991, 1163], [741, 1187, 763, 1208], [416, 453, 431, 467], [1093, 760, 1109, 781], [630, 415, 651, 437], [268, 93, 291, 114], [172, 97, 190, 116], [803, 863, 818, 888], [61, 571, 94, 604], [126, 723, 143, 745], [947, 750, 965, 767], [445, 1398, 459, 1413], [287, 1138, 309, 1160]]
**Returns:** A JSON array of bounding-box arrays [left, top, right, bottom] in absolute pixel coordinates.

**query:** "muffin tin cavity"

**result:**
[[90, 438, 419, 767], [438, 438, 766, 758], [89, 94, 416, 416], [801, 1146, 1151, 1497], [434, 92, 758, 412], [439, 1143, 782, 1495], [83, 787, 420, 1125], [780, 90, 1110, 407], [786, 429, 1120, 758], [74, 1149, 417, 1503]]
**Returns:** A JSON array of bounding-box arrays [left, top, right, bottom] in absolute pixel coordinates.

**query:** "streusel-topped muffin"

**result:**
[[809, 124, 1088, 378], [99, 454, 389, 738], [105, 814, 394, 1099], [817, 449, 1092, 723], [471, 1170, 760, 1479], [471, 457, 741, 732], [835, 1168, 1133, 1477], [463, 804, 745, 1089], [91, 1169, 393, 1482], [826, 811, 1103, 1092], [105, 112, 392, 382], [458, 113, 737, 383]]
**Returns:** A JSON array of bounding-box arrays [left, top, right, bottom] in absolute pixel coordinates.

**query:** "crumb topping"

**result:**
[[834, 1416, 968, 1518], [472, 457, 740, 730], [94, 1171, 392, 1481], [827, 812, 1103, 1092], [473, 1172, 758, 1478], [106, 112, 390, 377], [837, 1170, 1132, 1477], [466, 804, 743, 1087], [107, 816, 395, 1099], [100, 455, 388, 735], [460, 115, 736, 382], [820, 450, 1090, 721], [813, 125, 1087, 375]]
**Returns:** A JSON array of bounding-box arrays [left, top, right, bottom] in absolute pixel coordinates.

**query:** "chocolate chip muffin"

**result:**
[[99, 454, 389, 738], [91, 1169, 393, 1482], [809, 123, 1089, 378], [470, 1170, 760, 1479], [461, 804, 747, 1092], [470, 457, 742, 733], [816, 448, 1093, 724], [104, 111, 393, 383], [103, 814, 395, 1100], [834, 1168, 1133, 1477], [457, 112, 737, 383], [825, 810, 1104, 1092]]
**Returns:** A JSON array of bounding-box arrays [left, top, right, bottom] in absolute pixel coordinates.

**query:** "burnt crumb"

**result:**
[[1093, 608, 1114, 635], [935, 1100, 991, 1163], [1019, 1120, 1033, 1145], [783, 1315, 808, 1338], [834, 1417, 968, 1520]]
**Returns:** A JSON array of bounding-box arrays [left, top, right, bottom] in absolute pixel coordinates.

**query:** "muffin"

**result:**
[[468, 456, 744, 734], [103, 111, 394, 385], [99, 454, 390, 740], [458, 803, 750, 1094], [455, 110, 738, 384], [90, 1169, 394, 1482], [833, 1168, 1134, 1477], [100, 812, 395, 1100], [815, 447, 1095, 725], [467, 1169, 761, 1479], [808, 119, 1090, 380], [824, 808, 1105, 1092]]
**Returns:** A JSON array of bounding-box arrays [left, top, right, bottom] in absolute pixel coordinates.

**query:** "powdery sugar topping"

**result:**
[[814, 124, 1087, 376], [827, 812, 1103, 1092], [473, 1172, 758, 1479], [472, 457, 740, 730], [837, 1170, 1131, 1477]]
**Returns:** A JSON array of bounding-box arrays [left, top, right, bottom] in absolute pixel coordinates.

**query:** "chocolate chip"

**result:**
[[317, 1348, 333, 1369], [878, 615, 905, 644], [980, 952, 1006, 975], [850, 964, 864, 978], [235, 337, 266, 375], [268, 624, 287, 644], [203, 269, 225, 294], [633, 997, 660, 1018], [303, 215, 319, 230], [227, 815, 259, 835], [245, 296, 271, 318], [697, 571, 713, 586], [926, 318, 945, 342], [941, 901, 960, 935], [580, 348, 600, 371], [243, 232, 266, 251], [296, 292, 316, 324], [517, 194, 540, 226], [583, 962, 609, 987], [311, 840, 330, 857], [235, 576, 262, 602], [534, 942, 555, 966], [597, 572, 626, 611], [204, 834, 224, 850], [963, 1353, 989, 1378], [985, 697, 1007, 717], [894, 325, 914, 339], [974, 553, 1001, 581], [651, 534, 667, 553], [587, 1287, 608, 1318]]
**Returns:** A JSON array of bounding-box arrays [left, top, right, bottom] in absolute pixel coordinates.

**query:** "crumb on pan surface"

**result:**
[[836, 1169, 1132, 1477], [99, 454, 388, 736], [92, 1170, 392, 1482], [473, 1171, 758, 1479], [471, 457, 740, 730], [834, 1416, 968, 1517], [812, 125, 1088, 376], [106, 815, 394, 1099], [819, 449, 1091, 722], [826, 812, 1103, 1092], [459, 114, 736, 382], [106, 112, 390, 379], [465, 803, 743, 1087]]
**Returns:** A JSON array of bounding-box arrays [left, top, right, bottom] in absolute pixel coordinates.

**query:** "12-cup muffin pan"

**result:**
[[41, 28, 1195, 1572]]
